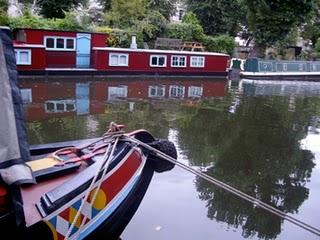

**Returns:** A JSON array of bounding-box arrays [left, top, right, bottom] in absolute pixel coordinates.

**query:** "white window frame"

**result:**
[[15, 49, 31, 65], [45, 100, 76, 113], [150, 55, 167, 67], [20, 88, 32, 104], [169, 85, 185, 98], [44, 36, 76, 51], [190, 56, 205, 68], [108, 86, 128, 100], [148, 85, 166, 97], [188, 86, 203, 98], [109, 53, 129, 67], [171, 55, 187, 68]]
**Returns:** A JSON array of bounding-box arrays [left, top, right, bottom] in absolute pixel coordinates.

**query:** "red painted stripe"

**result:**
[[99, 149, 142, 204]]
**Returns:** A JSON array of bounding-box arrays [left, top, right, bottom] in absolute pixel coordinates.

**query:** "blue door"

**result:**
[[76, 33, 91, 68], [76, 83, 90, 115]]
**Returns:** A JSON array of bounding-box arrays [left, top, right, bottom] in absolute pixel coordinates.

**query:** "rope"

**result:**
[[126, 136, 320, 237], [64, 135, 120, 240]]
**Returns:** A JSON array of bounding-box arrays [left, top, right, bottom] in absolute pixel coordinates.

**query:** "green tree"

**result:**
[[53, 11, 86, 31], [203, 34, 235, 55], [243, 0, 315, 57], [98, 0, 112, 11], [301, 1, 320, 46], [182, 11, 201, 26], [186, 0, 245, 36], [105, 0, 147, 28], [165, 22, 204, 42], [37, 0, 86, 18], [133, 11, 168, 42], [0, 0, 8, 11], [164, 11, 204, 42], [9, 10, 53, 29], [147, 0, 176, 20], [0, 0, 8, 25]]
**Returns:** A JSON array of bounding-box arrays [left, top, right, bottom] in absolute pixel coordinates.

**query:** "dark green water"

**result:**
[[22, 77, 320, 240]]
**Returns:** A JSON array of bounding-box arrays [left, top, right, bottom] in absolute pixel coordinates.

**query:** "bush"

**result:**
[[8, 10, 52, 29], [136, 11, 168, 42], [52, 12, 85, 32], [0, 9, 9, 25], [203, 35, 236, 55], [164, 22, 204, 42], [315, 37, 320, 53], [182, 11, 200, 26]]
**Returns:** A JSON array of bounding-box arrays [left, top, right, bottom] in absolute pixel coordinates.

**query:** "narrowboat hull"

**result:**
[[13, 28, 230, 77], [241, 58, 320, 81], [0, 133, 176, 240]]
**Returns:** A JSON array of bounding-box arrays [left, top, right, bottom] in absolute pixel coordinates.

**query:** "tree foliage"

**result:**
[[37, 0, 86, 18], [104, 0, 147, 28], [0, 0, 8, 25], [147, 0, 176, 20], [165, 22, 204, 42], [134, 10, 168, 42], [98, 0, 112, 11], [186, 0, 245, 36], [243, 0, 315, 48], [203, 35, 235, 55], [301, 1, 320, 46], [8, 10, 86, 31], [0, 0, 8, 11]]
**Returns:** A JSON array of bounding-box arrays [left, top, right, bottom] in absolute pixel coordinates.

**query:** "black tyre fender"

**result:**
[[147, 139, 177, 173]]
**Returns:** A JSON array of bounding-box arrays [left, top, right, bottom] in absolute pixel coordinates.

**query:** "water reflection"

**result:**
[[175, 80, 318, 239], [20, 77, 227, 144], [20, 77, 320, 239], [242, 79, 320, 97]]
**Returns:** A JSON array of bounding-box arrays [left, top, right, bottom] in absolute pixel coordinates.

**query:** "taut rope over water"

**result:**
[[126, 136, 320, 237]]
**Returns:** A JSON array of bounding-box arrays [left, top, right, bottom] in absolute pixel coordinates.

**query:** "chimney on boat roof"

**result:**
[[130, 34, 137, 49]]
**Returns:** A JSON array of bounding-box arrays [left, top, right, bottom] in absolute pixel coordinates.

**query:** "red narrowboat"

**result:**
[[1, 26, 177, 240], [13, 28, 230, 76]]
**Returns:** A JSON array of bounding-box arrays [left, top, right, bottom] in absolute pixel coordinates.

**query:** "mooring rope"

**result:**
[[126, 136, 320, 237], [64, 135, 120, 240]]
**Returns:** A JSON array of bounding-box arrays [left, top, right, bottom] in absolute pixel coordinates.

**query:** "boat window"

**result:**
[[188, 86, 203, 97], [169, 85, 185, 98], [44, 36, 76, 51], [46, 38, 54, 48], [14, 49, 31, 65], [56, 38, 64, 48], [66, 39, 74, 49], [109, 53, 129, 66], [45, 100, 76, 113], [150, 55, 167, 67], [108, 86, 128, 100], [171, 55, 187, 67], [20, 88, 32, 104], [190, 56, 205, 68], [119, 55, 127, 65], [148, 85, 165, 97]]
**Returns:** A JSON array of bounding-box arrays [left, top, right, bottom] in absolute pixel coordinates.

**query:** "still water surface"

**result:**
[[21, 77, 320, 240]]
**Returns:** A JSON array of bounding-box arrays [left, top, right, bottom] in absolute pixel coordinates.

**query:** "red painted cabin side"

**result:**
[[92, 48, 229, 75], [13, 28, 229, 75], [13, 28, 107, 70]]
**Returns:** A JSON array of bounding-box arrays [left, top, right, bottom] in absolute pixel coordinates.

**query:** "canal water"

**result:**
[[20, 77, 320, 240]]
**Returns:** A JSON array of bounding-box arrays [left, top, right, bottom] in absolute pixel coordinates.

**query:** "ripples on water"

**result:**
[[21, 77, 320, 240]]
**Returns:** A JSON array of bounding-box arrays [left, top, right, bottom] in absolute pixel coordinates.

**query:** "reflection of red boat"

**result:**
[[13, 28, 229, 76], [0, 27, 177, 240], [20, 78, 228, 121]]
